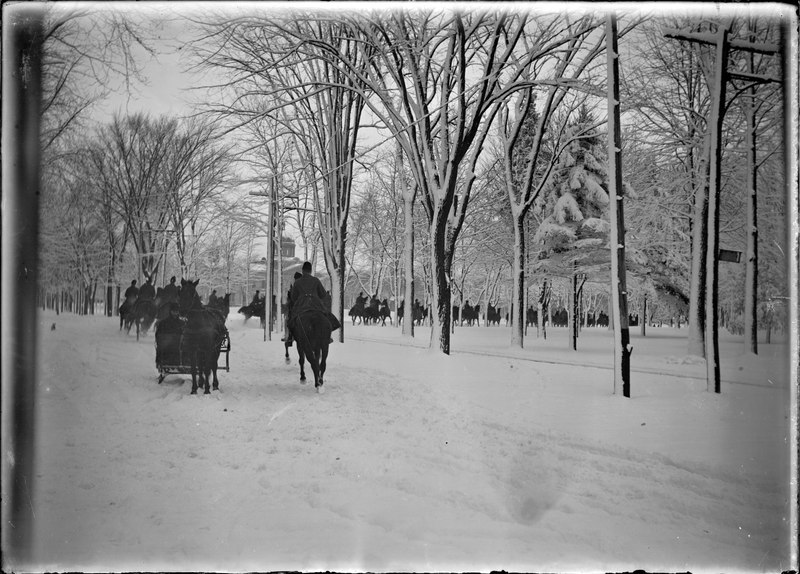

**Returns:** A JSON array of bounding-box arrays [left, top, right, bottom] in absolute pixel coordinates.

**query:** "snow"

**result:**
[[11, 309, 795, 573], [554, 192, 583, 224]]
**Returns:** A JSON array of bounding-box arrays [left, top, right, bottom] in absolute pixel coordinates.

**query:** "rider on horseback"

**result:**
[[162, 276, 179, 300], [139, 277, 155, 301], [124, 279, 139, 301], [119, 279, 139, 328], [288, 262, 341, 342]]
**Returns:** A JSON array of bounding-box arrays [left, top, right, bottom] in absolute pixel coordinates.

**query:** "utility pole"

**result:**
[[275, 176, 284, 339], [250, 182, 277, 342], [665, 23, 781, 393], [704, 25, 729, 394], [607, 12, 632, 397]]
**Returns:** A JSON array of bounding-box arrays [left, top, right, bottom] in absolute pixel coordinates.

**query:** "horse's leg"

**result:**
[[318, 344, 329, 393], [284, 341, 291, 364], [203, 351, 212, 394], [298, 348, 306, 383], [307, 348, 321, 392], [190, 351, 199, 395], [211, 350, 220, 391]]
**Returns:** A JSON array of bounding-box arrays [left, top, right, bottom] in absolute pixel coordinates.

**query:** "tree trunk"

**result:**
[[429, 218, 452, 354], [743, 90, 758, 354], [402, 188, 415, 337], [641, 295, 647, 337], [510, 216, 525, 348], [570, 265, 578, 351], [328, 261, 345, 343], [688, 137, 710, 356]]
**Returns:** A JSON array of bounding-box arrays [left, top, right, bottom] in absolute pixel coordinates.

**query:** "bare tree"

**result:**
[[162, 118, 234, 277], [628, 18, 713, 356], [496, 14, 608, 348], [342, 10, 599, 353], [91, 114, 175, 280], [193, 12, 370, 341]]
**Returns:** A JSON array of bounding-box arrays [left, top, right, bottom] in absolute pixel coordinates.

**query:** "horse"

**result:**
[[378, 299, 392, 326], [348, 301, 365, 325], [154, 287, 181, 324], [238, 298, 265, 326], [288, 310, 332, 393], [362, 297, 380, 325], [486, 304, 502, 326], [131, 298, 157, 340], [526, 306, 539, 327], [179, 279, 227, 395], [208, 293, 231, 322], [119, 295, 137, 332], [463, 304, 479, 326], [412, 302, 427, 326]]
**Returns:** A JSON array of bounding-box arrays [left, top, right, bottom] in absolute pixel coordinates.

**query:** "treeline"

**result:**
[[37, 5, 789, 356]]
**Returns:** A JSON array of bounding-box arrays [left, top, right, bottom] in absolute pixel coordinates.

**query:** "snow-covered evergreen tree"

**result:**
[[534, 105, 610, 268]]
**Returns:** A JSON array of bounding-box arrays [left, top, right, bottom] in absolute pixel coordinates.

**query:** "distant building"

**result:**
[[249, 236, 301, 299], [280, 236, 295, 259]]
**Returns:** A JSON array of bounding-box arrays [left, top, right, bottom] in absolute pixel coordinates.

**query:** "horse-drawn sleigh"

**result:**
[[154, 279, 231, 394], [155, 321, 231, 387]]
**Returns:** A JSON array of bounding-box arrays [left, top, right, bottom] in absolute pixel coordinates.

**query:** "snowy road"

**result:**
[[17, 311, 794, 572]]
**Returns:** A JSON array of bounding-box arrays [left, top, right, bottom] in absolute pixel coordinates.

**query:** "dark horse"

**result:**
[[119, 295, 137, 332], [238, 298, 265, 326], [131, 298, 157, 340], [208, 293, 231, 321], [378, 299, 392, 326], [154, 287, 180, 324], [288, 310, 332, 394], [120, 295, 155, 340], [179, 279, 227, 395], [348, 301, 365, 325]]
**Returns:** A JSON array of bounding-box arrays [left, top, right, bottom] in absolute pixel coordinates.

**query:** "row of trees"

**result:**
[[37, 6, 790, 357]]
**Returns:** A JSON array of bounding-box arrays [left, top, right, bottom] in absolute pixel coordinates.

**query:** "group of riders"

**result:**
[[119, 275, 230, 337], [348, 292, 393, 325]]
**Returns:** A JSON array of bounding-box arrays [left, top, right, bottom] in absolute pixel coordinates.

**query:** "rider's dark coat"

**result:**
[[139, 282, 156, 301], [290, 274, 329, 317], [290, 273, 341, 332], [124, 284, 139, 301]]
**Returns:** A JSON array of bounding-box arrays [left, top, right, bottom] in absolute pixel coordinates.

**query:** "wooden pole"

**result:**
[[704, 26, 729, 393], [276, 178, 284, 338], [606, 13, 631, 396], [264, 181, 275, 342]]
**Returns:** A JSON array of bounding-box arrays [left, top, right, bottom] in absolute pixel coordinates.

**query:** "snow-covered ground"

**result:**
[[10, 310, 796, 573]]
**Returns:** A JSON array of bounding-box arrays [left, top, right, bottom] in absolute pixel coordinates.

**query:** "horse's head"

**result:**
[[179, 278, 202, 313]]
